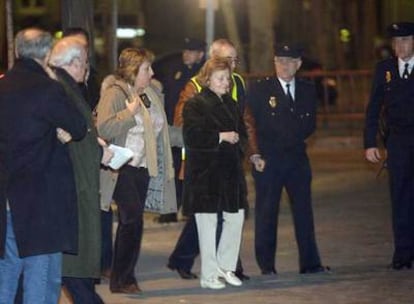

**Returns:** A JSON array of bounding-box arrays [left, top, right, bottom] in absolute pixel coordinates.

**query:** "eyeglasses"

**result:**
[[226, 56, 240, 65]]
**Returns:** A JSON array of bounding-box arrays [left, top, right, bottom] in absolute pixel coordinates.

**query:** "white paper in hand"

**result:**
[[107, 144, 134, 170]]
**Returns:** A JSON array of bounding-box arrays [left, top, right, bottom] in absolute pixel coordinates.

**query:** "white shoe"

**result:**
[[217, 268, 242, 286], [200, 277, 226, 289]]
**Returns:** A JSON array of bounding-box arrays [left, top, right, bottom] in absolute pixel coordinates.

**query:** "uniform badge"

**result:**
[[385, 71, 391, 83], [268, 96, 277, 108], [174, 71, 182, 80]]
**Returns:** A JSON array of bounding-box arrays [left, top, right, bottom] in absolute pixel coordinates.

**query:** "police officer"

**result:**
[[160, 38, 206, 124], [364, 22, 414, 270], [248, 43, 328, 275]]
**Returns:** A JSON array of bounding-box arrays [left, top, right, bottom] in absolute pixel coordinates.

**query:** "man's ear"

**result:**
[[296, 59, 302, 71], [43, 50, 51, 66], [198, 51, 205, 61]]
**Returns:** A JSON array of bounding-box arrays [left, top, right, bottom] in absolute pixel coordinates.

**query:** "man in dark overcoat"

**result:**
[[364, 22, 414, 270], [49, 36, 111, 303], [248, 43, 328, 275], [0, 28, 86, 303]]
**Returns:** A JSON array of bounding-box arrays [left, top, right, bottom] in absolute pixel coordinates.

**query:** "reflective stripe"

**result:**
[[190, 76, 203, 93], [191, 73, 245, 102]]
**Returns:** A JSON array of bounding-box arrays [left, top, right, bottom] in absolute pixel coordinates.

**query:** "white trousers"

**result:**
[[195, 209, 244, 280]]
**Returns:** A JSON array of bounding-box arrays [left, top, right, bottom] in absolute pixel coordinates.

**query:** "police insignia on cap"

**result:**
[[385, 71, 391, 83], [387, 22, 414, 37], [269, 96, 277, 108], [283, 45, 290, 51]]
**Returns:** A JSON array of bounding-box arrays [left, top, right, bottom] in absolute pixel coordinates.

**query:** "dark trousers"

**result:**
[[158, 147, 182, 222], [254, 153, 321, 272], [172, 147, 183, 210], [386, 134, 414, 263], [110, 166, 149, 290], [100, 209, 113, 273], [168, 214, 244, 273], [168, 216, 199, 271], [63, 277, 104, 304]]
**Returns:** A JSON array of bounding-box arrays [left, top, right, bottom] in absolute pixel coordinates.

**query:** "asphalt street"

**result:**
[[93, 137, 414, 304]]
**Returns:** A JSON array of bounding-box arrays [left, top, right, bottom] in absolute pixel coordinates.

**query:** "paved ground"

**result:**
[[95, 142, 414, 304]]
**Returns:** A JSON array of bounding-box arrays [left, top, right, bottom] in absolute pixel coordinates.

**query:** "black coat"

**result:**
[[247, 77, 317, 159], [364, 57, 414, 148], [182, 88, 248, 215], [53, 68, 102, 277], [0, 59, 87, 257]]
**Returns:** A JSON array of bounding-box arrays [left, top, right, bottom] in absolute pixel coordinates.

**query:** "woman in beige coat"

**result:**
[[97, 48, 175, 294]]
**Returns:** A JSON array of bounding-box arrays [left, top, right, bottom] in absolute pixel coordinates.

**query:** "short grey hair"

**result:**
[[48, 37, 85, 67], [208, 38, 236, 58], [15, 28, 53, 60]]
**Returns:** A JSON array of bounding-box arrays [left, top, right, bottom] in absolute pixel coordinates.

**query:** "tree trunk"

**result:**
[[220, 0, 246, 71], [246, 0, 275, 73], [6, 0, 13, 69], [61, 0, 95, 58], [360, 0, 377, 69], [0, 0, 5, 70]]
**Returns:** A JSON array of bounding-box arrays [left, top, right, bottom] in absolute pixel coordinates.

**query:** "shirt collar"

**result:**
[[398, 56, 414, 70], [277, 77, 296, 95]]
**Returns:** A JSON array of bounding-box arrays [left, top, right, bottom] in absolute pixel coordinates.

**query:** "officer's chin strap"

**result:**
[[376, 159, 388, 179]]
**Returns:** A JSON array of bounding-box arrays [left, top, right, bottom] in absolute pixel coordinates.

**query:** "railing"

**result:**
[[244, 70, 373, 136]]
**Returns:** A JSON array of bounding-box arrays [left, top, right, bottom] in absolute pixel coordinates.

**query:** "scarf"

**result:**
[[144, 85, 174, 180]]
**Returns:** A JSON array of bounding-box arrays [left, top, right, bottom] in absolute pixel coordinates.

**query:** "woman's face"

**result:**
[[134, 60, 154, 92], [208, 69, 230, 97]]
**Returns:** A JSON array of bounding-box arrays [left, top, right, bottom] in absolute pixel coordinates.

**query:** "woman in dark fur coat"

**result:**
[[182, 57, 248, 289]]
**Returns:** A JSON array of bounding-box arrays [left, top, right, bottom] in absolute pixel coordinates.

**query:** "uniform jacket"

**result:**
[[0, 58, 87, 258], [247, 77, 317, 159], [161, 59, 204, 124], [364, 57, 414, 148], [53, 68, 102, 278], [182, 88, 248, 215]]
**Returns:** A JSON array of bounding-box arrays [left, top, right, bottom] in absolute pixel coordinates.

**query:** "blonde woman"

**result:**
[[182, 57, 247, 289], [97, 48, 174, 294]]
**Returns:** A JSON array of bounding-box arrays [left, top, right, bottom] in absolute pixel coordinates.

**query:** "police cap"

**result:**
[[274, 43, 303, 58], [183, 38, 206, 51], [387, 22, 414, 37]]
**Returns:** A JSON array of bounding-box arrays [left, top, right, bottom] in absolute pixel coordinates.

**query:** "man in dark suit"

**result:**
[[364, 22, 414, 270], [248, 43, 328, 275], [0, 28, 86, 303]]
